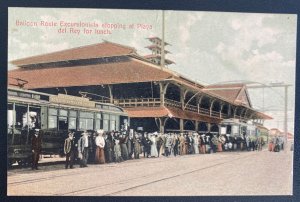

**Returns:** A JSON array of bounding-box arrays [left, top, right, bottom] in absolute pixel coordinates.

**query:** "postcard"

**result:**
[[7, 7, 296, 196]]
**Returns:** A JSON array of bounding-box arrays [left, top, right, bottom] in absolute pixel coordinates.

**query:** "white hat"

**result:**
[[35, 129, 40, 132], [97, 129, 104, 135]]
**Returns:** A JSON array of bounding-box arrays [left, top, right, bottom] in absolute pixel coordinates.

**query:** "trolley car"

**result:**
[[7, 87, 128, 167], [219, 119, 266, 137]]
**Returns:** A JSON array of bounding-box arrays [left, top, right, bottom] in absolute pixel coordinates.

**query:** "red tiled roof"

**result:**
[[203, 83, 244, 103], [11, 41, 137, 67], [8, 58, 173, 89], [254, 111, 273, 120], [125, 106, 221, 123]]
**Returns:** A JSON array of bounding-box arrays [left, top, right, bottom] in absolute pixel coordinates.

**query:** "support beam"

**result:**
[[233, 107, 238, 119], [108, 85, 113, 104], [239, 108, 246, 119], [219, 103, 224, 119], [158, 117, 167, 134], [227, 104, 232, 117], [209, 99, 216, 117], [197, 95, 204, 114], [159, 82, 170, 106], [207, 123, 211, 132], [180, 118, 184, 132], [243, 109, 249, 119], [180, 88, 188, 110], [195, 120, 199, 132]]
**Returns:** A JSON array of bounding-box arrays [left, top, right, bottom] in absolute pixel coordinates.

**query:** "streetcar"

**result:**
[[219, 118, 268, 147], [219, 118, 266, 137], [7, 87, 129, 167]]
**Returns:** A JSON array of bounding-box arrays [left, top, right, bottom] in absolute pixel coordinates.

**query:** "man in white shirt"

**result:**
[[78, 131, 89, 167]]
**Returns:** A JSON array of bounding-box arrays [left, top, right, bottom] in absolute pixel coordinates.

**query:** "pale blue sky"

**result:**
[[8, 8, 297, 133]]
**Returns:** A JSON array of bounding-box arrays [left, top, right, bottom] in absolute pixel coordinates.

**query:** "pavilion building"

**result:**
[[8, 39, 272, 133]]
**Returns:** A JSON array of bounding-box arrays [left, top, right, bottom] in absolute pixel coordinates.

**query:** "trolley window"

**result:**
[[68, 117, 77, 130], [49, 108, 58, 116], [48, 108, 58, 130], [69, 110, 77, 117], [68, 110, 77, 130], [59, 109, 68, 116], [58, 109, 68, 131], [110, 115, 116, 131], [79, 111, 94, 130], [102, 113, 109, 131], [95, 113, 102, 131]]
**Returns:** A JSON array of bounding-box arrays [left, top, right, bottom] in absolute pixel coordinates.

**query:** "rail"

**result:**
[[113, 98, 161, 108]]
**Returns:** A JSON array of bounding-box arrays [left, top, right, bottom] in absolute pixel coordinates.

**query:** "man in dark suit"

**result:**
[[64, 132, 75, 169], [31, 129, 42, 170]]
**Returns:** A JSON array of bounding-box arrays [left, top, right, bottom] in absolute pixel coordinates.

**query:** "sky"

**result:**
[[8, 8, 297, 134]]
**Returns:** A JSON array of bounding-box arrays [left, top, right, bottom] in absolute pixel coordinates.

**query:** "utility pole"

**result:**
[[284, 85, 288, 151], [161, 10, 165, 69]]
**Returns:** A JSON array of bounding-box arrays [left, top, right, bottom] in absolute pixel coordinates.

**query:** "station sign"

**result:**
[[49, 94, 95, 108]]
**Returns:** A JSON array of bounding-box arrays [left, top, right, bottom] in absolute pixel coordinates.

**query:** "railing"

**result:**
[[164, 98, 181, 108], [113, 98, 161, 108], [113, 98, 227, 119]]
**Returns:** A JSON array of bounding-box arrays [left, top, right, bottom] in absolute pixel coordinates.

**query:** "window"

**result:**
[[7, 104, 14, 129], [79, 118, 93, 130], [59, 109, 68, 116], [12, 104, 31, 145], [110, 115, 116, 131], [69, 110, 77, 117], [68, 117, 76, 130], [68, 110, 77, 130], [79, 111, 94, 130], [102, 113, 109, 131], [48, 116, 58, 129], [49, 108, 58, 115], [48, 108, 58, 129], [95, 113, 102, 130]]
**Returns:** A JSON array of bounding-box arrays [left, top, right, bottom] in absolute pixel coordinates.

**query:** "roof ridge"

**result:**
[[102, 39, 137, 53], [10, 40, 137, 65], [10, 41, 106, 64]]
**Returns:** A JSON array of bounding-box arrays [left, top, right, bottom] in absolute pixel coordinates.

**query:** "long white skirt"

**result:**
[[151, 143, 158, 157], [194, 144, 199, 154]]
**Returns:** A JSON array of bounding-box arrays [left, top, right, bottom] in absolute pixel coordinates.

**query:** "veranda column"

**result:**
[[108, 85, 113, 104], [158, 117, 166, 134], [195, 120, 199, 132], [180, 118, 184, 132], [159, 82, 169, 106]]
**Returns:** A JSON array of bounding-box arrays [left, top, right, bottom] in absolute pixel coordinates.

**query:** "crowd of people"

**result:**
[[268, 136, 285, 152], [61, 129, 266, 169]]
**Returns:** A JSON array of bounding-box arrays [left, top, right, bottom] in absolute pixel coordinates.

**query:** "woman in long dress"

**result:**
[[95, 130, 106, 164], [193, 133, 199, 154], [150, 134, 158, 157]]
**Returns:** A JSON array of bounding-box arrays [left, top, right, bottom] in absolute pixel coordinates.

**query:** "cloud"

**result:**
[[179, 13, 203, 45]]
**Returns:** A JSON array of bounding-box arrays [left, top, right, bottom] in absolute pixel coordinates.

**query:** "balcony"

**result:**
[[113, 98, 229, 119]]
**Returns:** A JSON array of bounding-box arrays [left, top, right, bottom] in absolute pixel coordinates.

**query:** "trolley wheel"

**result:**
[[17, 159, 28, 167], [7, 160, 14, 168]]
